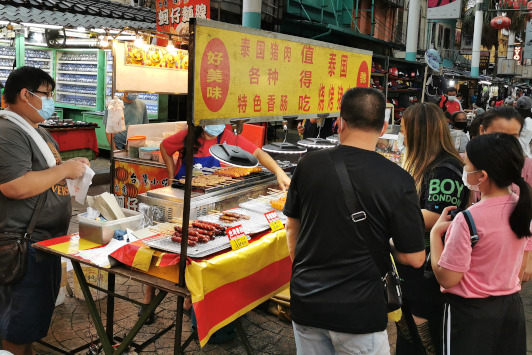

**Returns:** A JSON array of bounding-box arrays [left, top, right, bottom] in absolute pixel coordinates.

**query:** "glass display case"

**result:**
[[55, 50, 103, 110]]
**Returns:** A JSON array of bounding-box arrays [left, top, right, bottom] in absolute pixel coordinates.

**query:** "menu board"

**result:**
[[125, 43, 189, 70], [191, 19, 373, 125]]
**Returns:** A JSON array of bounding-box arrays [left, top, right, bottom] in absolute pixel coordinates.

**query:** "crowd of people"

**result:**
[[285, 87, 532, 355]]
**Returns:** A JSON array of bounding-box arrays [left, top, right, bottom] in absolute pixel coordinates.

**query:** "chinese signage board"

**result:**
[[525, 20, 532, 59], [125, 43, 189, 70], [264, 210, 284, 232], [514, 44, 522, 65], [190, 19, 372, 125], [156, 0, 210, 46], [428, 0, 462, 19], [114, 161, 169, 211], [226, 225, 249, 250]]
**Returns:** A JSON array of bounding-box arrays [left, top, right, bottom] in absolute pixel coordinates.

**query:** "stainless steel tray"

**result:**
[[197, 208, 278, 235], [239, 197, 287, 219], [143, 233, 251, 258]]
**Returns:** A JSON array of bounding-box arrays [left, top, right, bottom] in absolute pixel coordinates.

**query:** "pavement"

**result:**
[[4, 157, 532, 354]]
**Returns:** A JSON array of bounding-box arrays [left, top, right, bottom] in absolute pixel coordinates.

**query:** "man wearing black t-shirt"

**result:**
[[284, 87, 426, 354]]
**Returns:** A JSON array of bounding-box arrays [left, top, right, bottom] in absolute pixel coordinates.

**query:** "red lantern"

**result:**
[[490, 16, 512, 29]]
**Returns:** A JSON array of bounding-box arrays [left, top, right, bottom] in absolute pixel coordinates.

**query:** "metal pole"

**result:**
[[405, 0, 420, 61], [471, 0, 484, 77], [507, 31, 515, 59], [243, 0, 262, 29]]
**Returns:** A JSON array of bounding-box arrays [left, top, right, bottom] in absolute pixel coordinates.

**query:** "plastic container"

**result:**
[[139, 147, 159, 160], [151, 150, 162, 163], [78, 208, 141, 244], [127, 135, 146, 158]]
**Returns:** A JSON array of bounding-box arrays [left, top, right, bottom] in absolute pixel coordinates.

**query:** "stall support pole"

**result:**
[[471, 0, 484, 77], [106, 273, 116, 343]]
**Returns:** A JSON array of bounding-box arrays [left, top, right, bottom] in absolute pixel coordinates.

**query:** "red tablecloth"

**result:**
[[47, 128, 99, 156]]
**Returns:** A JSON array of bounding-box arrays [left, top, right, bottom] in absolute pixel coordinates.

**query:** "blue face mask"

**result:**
[[29, 91, 55, 120], [126, 93, 138, 101], [204, 124, 225, 137]]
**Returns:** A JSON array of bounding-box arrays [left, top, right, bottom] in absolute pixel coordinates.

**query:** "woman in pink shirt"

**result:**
[[430, 133, 532, 355]]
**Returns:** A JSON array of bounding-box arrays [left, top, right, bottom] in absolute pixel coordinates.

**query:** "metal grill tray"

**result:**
[[197, 208, 278, 235], [239, 198, 287, 219], [143, 233, 250, 258]]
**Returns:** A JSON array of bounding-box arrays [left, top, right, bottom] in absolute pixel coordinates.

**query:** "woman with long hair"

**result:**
[[431, 133, 532, 354], [396, 103, 470, 355]]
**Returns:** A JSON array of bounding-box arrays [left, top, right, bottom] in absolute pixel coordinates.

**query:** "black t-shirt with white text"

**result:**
[[284, 145, 425, 334]]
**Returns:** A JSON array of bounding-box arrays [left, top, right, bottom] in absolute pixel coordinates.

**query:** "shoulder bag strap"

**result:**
[[461, 210, 479, 247], [25, 193, 46, 240], [329, 150, 389, 277]]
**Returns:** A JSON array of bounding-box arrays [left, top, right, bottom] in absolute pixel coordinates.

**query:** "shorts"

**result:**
[[0, 242, 61, 344], [443, 292, 526, 355]]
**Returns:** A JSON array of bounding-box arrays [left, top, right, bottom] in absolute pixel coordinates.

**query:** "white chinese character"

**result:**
[[116, 195, 125, 208], [170, 7, 181, 24], [195, 4, 207, 19], [181, 5, 194, 23], [158, 9, 169, 26]]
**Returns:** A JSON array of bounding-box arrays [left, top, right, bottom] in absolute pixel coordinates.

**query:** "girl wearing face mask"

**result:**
[[160, 124, 291, 189], [396, 103, 469, 355], [449, 111, 469, 153], [430, 133, 532, 355]]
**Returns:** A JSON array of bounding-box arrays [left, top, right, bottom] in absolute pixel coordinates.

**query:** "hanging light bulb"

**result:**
[[100, 35, 109, 48], [134, 34, 144, 48]]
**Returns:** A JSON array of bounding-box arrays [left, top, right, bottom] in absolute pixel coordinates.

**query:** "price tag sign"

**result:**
[[265, 210, 284, 232], [226, 225, 249, 250]]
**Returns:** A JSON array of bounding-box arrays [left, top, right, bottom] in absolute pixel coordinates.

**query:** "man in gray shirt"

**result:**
[[103, 92, 148, 150]]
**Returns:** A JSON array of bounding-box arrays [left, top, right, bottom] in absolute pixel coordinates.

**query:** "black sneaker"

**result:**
[[138, 304, 155, 325]]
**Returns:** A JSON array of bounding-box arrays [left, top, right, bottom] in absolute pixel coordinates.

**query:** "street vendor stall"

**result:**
[[34, 18, 373, 355]]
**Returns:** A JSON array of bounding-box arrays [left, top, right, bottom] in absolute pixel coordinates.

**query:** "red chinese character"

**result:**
[[268, 68, 279, 86], [267, 95, 275, 112], [328, 85, 335, 110], [253, 95, 262, 112], [280, 95, 288, 111], [238, 94, 248, 113], [249, 67, 260, 85], [284, 47, 291, 62], [257, 40, 265, 60], [337, 85, 344, 110], [301, 45, 314, 64], [271, 43, 279, 61], [298, 95, 311, 112], [318, 84, 325, 111], [340, 55, 348, 78], [328, 53, 336, 77], [241, 38, 251, 58], [300, 70, 312, 89]]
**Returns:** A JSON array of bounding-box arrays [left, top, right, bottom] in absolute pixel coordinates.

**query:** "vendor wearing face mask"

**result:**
[[160, 124, 291, 190], [439, 87, 463, 115], [103, 92, 148, 150]]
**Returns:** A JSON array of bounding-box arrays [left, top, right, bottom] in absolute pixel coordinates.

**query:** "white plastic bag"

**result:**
[[66, 166, 95, 204], [105, 97, 126, 134]]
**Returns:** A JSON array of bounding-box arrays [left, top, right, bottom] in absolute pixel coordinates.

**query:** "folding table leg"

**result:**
[[235, 318, 254, 355], [71, 262, 114, 355], [174, 295, 186, 355], [106, 273, 115, 343]]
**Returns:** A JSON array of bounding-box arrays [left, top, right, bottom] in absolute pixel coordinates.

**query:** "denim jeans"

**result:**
[[293, 321, 390, 355]]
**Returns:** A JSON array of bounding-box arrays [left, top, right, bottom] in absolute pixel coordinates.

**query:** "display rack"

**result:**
[[0, 45, 15, 86], [25, 47, 53, 77]]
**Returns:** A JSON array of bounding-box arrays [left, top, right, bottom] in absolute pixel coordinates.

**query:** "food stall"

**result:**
[[34, 19, 373, 355]]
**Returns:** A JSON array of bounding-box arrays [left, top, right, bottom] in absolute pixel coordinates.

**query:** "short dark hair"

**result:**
[[339, 87, 385, 132], [3, 66, 55, 105], [469, 113, 484, 139], [482, 107, 524, 133], [446, 87, 457, 94], [451, 111, 466, 122]]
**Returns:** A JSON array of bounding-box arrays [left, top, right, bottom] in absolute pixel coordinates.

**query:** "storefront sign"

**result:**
[[525, 19, 532, 59], [428, 0, 462, 20], [114, 161, 170, 211], [264, 210, 284, 232], [514, 45, 522, 65], [125, 43, 189, 70], [191, 19, 372, 125], [226, 225, 249, 250], [156, 0, 210, 45], [479, 51, 490, 70]]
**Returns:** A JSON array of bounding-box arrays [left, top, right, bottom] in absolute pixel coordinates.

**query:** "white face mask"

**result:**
[[462, 167, 482, 191], [447, 95, 456, 102]]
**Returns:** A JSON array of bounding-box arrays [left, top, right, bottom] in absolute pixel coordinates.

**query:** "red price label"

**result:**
[[226, 225, 249, 250], [265, 210, 284, 232]]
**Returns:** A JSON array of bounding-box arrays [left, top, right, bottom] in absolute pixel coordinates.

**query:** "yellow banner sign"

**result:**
[[193, 20, 372, 125]]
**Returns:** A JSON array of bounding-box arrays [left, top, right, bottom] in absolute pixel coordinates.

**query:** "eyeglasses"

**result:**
[[33, 90, 54, 98]]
